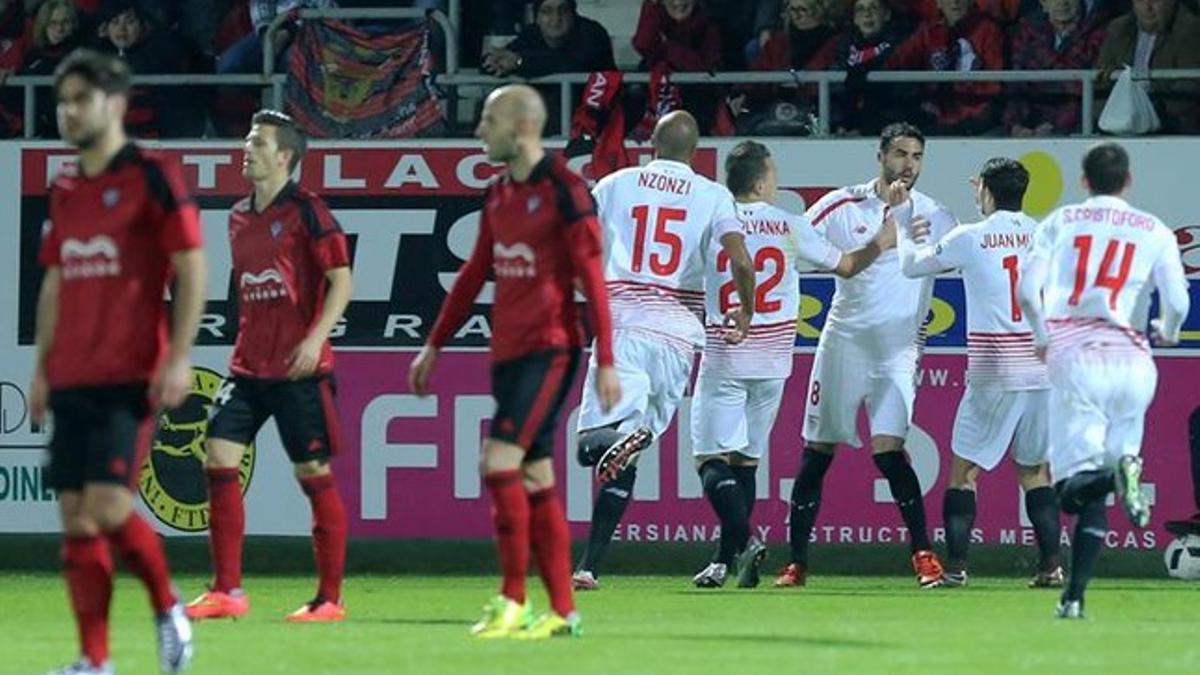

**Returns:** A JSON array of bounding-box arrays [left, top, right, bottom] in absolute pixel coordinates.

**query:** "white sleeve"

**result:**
[[807, 199, 873, 252], [1152, 231, 1191, 343], [791, 213, 843, 271], [900, 225, 966, 278], [927, 203, 959, 244], [1018, 214, 1059, 347], [709, 185, 742, 239], [591, 176, 613, 224]]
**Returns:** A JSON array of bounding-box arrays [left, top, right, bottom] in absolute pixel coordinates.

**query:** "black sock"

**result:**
[[873, 450, 932, 552], [1063, 497, 1107, 604], [789, 449, 834, 566], [1189, 408, 1200, 513], [1056, 470, 1114, 515], [1024, 486, 1063, 571], [576, 427, 626, 467], [732, 464, 757, 519], [701, 460, 749, 565], [578, 466, 637, 574], [942, 488, 976, 570]]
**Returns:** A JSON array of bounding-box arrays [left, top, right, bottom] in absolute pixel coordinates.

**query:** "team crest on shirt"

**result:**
[[140, 367, 257, 532], [270, 220, 284, 239], [102, 187, 120, 208], [493, 242, 537, 278], [526, 195, 541, 213]]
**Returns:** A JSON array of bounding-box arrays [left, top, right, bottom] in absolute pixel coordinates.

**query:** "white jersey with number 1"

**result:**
[[592, 159, 743, 352], [700, 201, 842, 379]]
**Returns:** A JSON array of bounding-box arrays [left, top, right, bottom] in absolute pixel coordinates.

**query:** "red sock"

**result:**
[[62, 536, 113, 666], [484, 470, 530, 604], [104, 513, 176, 614], [300, 474, 347, 604], [529, 488, 575, 617], [206, 468, 244, 592]]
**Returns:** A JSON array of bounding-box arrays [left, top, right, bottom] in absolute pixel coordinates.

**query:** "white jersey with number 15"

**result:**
[[593, 158, 742, 350]]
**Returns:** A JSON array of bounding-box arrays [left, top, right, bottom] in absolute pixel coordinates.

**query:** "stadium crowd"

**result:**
[[0, 0, 1198, 137]]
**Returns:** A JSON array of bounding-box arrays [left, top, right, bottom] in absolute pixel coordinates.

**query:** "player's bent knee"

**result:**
[[293, 459, 331, 479], [481, 439, 525, 475], [205, 438, 246, 469], [949, 457, 980, 489], [807, 442, 837, 455], [729, 453, 758, 467], [83, 484, 134, 531], [870, 435, 905, 454], [694, 453, 729, 473], [1016, 463, 1051, 489], [522, 458, 555, 491]]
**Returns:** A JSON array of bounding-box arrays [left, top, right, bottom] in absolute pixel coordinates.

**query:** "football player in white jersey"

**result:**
[[1017, 143, 1189, 619], [898, 158, 1063, 589], [571, 111, 757, 590], [690, 141, 896, 589], [776, 123, 958, 590]]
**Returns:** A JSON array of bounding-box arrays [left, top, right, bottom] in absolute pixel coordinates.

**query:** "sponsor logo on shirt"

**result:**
[[526, 196, 541, 213], [60, 235, 122, 279], [239, 268, 288, 302], [493, 242, 537, 278], [143, 368, 256, 532], [270, 220, 284, 239]]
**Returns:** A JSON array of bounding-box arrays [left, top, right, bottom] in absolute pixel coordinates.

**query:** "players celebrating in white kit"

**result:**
[[690, 141, 896, 589], [1017, 143, 1189, 618], [776, 123, 958, 589], [571, 111, 757, 590], [899, 157, 1063, 588]]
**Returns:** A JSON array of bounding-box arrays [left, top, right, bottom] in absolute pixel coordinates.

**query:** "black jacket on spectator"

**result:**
[[98, 31, 200, 137], [831, 20, 918, 133], [508, 14, 616, 77], [23, 39, 82, 138]]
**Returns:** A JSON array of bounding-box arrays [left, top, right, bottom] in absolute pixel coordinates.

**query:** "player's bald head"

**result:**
[[485, 84, 547, 132], [651, 111, 699, 163]]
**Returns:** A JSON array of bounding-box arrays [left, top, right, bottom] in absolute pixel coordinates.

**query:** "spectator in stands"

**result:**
[[0, 0, 24, 137], [483, 0, 615, 76], [1003, 0, 1106, 136], [731, 0, 837, 133], [632, 0, 723, 71], [22, 0, 82, 138], [887, 0, 1005, 134], [95, 0, 198, 137], [217, 0, 337, 74], [1097, 0, 1200, 132], [829, 0, 917, 133]]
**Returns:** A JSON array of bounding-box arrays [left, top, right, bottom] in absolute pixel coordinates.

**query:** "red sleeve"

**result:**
[[302, 198, 352, 272], [38, 215, 61, 268], [428, 200, 494, 349], [752, 32, 788, 71], [632, 0, 665, 63], [566, 214, 614, 367], [886, 23, 931, 69], [144, 157, 202, 253]]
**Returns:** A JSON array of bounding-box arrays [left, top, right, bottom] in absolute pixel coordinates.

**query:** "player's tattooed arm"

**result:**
[[720, 231, 755, 344], [156, 248, 208, 408], [30, 267, 60, 426]]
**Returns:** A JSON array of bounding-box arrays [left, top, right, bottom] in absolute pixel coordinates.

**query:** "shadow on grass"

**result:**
[[354, 618, 468, 627], [624, 632, 887, 648]]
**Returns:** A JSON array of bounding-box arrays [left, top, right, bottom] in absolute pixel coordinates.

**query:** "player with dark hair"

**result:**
[[185, 109, 354, 623], [899, 157, 1064, 588], [33, 48, 205, 675], [690, 140, 893, 588], [776, 122, 958, 589], [1018, 142, 1189, 618], [410, 84, 618, 639]]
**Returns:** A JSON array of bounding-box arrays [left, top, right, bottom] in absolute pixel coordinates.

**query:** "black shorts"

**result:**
[[206, 375, 342, 464], [490, 348, 581, 461], [46, 385, 154, 491]]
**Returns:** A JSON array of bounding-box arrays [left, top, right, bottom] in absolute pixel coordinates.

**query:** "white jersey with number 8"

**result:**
[[700, 201, 842, 378], [592, 159, 743, 350]]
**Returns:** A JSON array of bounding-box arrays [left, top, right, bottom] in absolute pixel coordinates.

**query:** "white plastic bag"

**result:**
[[1099, 65, 1161, 135]]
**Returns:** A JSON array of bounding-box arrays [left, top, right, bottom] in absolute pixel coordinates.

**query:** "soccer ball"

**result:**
[[1164, 535, 1200, 580]]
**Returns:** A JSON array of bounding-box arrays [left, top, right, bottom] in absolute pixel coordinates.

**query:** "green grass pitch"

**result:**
[[6, 573, 1200, 674]]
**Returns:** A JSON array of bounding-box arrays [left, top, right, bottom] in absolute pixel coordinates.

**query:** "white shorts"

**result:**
[[802, 336, 917, 448], [577, 330, 694, 436], [1046, 349, 1157, 481], [690, 370, 786, 460], [951, 387, 1049, 471]]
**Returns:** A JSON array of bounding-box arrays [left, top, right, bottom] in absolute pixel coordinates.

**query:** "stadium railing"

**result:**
[[2, 0, 1197, 142]]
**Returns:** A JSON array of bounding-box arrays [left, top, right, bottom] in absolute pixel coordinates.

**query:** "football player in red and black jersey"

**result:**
[[32, 49, 205, 675], [185, 111, 353, 623], [410, 85, 620, 639]]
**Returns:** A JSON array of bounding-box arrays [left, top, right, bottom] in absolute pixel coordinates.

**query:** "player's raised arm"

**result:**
[[1150, 231, 1190, 346], [410, 194, 496, 395]]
